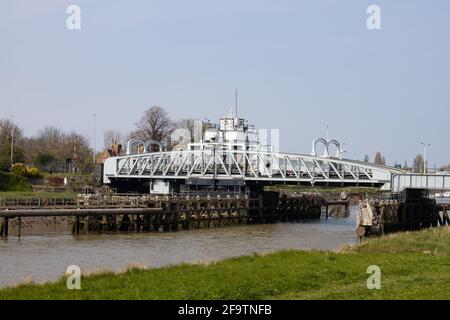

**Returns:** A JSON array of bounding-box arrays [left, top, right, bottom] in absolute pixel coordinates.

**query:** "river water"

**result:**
[[0, 207, 357, 288]]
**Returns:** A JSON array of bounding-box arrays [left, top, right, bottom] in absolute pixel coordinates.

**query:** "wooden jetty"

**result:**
[[0, 192, 325, 238], [357, 189, 449, 237]]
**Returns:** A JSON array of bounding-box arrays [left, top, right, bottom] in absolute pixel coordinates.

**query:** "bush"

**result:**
[[26, 166, 41, 179], [11, 163, 27, 177], [10, 163, 41, 179], [48, 176, 65, 185], [0, 145, 25, 172], [0, 172, 32, 192]]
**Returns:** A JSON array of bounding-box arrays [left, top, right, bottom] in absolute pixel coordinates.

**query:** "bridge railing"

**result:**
[[391, 173, 450, 192]]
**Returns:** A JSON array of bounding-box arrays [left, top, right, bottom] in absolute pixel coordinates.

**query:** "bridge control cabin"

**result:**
[[103, 114, 403, 194]]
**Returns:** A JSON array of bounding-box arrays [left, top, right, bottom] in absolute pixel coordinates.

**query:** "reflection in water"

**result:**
[[0, 207, 357, 288]]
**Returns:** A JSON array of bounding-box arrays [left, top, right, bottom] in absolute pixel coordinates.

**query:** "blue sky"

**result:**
[[1, 0, 449, 166]]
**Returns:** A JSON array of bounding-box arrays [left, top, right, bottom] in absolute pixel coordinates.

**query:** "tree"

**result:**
[[23, 127, 93, 173], [374, 152, 385, 165], [34, 153, 55, 170], [171, 118, 209, 147], [0, 119, 25, 171], [0, 144, 25, 171], [33, 126, 66, 160], [64, 132, 93, 173], [172, 118, 196, 144], [103, 130, 123, 149], [413, 154, 424, 173], [403, 160, 409, 171], [132, 106, 173, 143], [0, 119, 23, 147], [363, 155, 370, 162]]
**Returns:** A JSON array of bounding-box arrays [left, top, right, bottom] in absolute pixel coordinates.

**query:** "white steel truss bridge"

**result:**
[[103, 149, 403, 188]]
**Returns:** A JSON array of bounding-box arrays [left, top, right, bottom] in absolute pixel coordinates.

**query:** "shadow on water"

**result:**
[[0, 206, 358, 288]]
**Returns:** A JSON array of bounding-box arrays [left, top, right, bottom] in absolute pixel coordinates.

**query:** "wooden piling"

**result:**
[[1, 217, 9, 237], [75, 216, 80, 234], [18, 217, 22, 238]]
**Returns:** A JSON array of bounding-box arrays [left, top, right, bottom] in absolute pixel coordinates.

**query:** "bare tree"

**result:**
[[403, 160, 409, 171], [32, 126, 66, 160], [0, 119, 23, 146], [64, 131, 93, 173], [103, 130, 123, 149], [0, 119, 25, 170], [173, 118, 196, 143], [132, 106, 173, 143], [374, 152, 385, 165], [413, 154, 424, 173]]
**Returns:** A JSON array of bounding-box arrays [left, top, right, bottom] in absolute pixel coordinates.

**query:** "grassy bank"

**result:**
[[1, 227, 449, 300], [0, 172, 32, 192], [0, 191, 77, 199]]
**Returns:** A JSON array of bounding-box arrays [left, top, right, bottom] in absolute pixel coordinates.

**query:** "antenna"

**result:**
[[235, 89, 238, 118]]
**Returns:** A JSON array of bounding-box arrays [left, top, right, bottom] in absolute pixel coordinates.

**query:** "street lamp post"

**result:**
[[420, 142, 430, 174], [10, 115, 14, 170], [93, 114, 97, 164]]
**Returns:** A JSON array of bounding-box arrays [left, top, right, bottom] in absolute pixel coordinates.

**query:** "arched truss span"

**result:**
[[105, 149, 404, 186]]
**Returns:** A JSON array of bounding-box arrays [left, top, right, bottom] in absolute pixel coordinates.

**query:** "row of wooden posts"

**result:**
[[0, 193, 326, 237]]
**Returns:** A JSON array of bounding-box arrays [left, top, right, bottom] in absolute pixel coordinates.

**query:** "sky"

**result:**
[[1, 0, 449, 167]]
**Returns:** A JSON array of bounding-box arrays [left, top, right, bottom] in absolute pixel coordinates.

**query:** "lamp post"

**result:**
[[10, 115, 14, 170], [93, 113, 97, 164], [420, 142, 430, 174]]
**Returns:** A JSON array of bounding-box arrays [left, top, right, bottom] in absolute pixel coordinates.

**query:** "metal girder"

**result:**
[[107, 149, 402, 185]]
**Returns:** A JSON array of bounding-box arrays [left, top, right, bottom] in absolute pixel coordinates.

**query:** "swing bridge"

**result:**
[[103, 145, 404, 192]]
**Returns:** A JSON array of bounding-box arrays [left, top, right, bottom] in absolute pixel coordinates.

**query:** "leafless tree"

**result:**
[[374, 152, 385, 165], [103, 130, 123, 149], [132, 106, 173, 143], [413, 154, 424, 173], [403, 161, 409, 171], [64, 131, 93, 172], [0, 119, 23, 147]]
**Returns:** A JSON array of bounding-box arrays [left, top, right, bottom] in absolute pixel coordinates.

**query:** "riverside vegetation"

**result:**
[[0, 227, 449, 300]]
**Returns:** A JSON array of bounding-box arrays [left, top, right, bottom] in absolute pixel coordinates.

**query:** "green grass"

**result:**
[[0, 191, 78, 199], [1, 227, 449, 300], [0, 171, 78, 199], [41, 172, 91, 179], [0, 172, 32, 192]]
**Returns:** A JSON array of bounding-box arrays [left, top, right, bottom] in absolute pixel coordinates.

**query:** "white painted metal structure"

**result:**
[[104, 113, 403, 189], [103, 147, 403, 187], [391, 173, 450, 192]]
